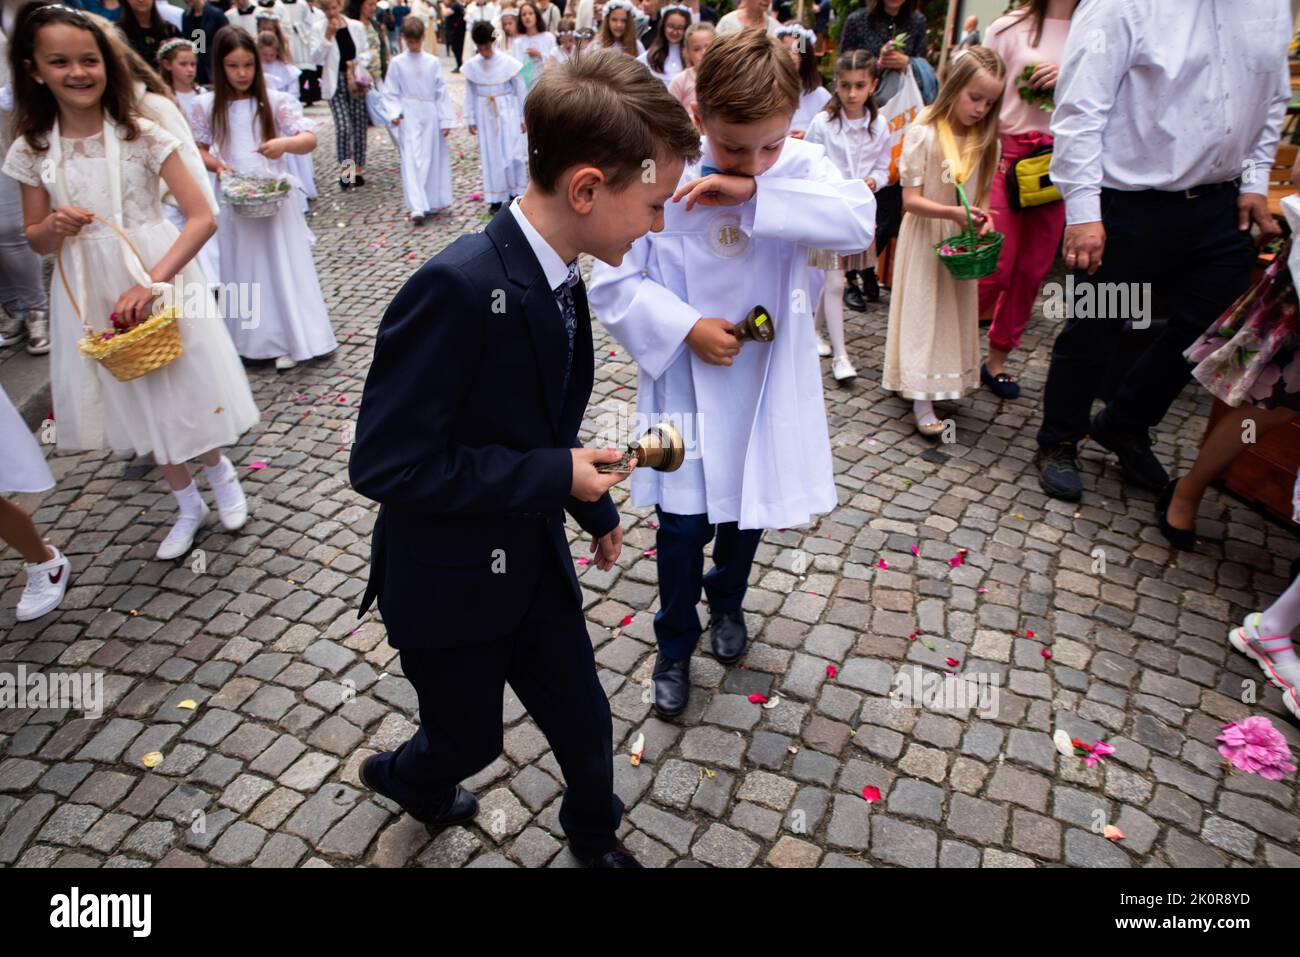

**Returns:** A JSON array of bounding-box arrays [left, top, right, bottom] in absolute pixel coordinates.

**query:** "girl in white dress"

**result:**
[[3, 3, 258, 562], [0, 383, 71, 622], [191, 25, 337, 370], [777, 25, 829, 138], [385, 16, 457, 223], [463, 19, 527, 211], [510, 2, 554, 89], [549, 16, 576, 65], [257, 27, 317, 209], [596, 0, 642, 56], [637, 4, 687, 84], [804, 51, 890, 383]]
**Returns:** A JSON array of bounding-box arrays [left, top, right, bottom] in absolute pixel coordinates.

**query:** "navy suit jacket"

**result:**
[[349, 209, 619, 649]]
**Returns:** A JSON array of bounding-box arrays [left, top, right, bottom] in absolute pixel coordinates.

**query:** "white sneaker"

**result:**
[[815, 334, 831, 358], [275, 355, 297, 371], [1229, 612, 1300, 692], [832, 354, 858, 382], [156, 501, 210, 561], [207, 459, 248, 531], [15, 546, 71, 622]]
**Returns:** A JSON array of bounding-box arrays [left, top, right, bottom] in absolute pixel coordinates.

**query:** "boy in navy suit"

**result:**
[[349, 51, 700, 868]]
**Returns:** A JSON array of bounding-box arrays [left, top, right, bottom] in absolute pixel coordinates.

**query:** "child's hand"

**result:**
[[687, 316, 742, 366], [519, 122, 526, 133], [50, 205, 94, 238], [789, 130, 805, 140], [672, 172, 756, 212], [571, 448, 633, 502], [468, 124, 478, 135], [393, 117, 402, 126], [965, 206, 993, 235], [865, 177, 877, 191], [113, 283, 159, 329], [257, 138, 288, 160], [442, 128, 452, 137], [589, 525, 623, 571], [1027, 62, 1059, 91]]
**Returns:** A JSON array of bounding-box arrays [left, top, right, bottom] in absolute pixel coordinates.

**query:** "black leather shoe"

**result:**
[[354, 174, 366, 187], [842, 284, 867, 312], [651, 653, 690, 718], [583, 844, 643, 868], [339, 177, 353, 190], [360, 753, 478, 826], [1036, 442, 1083, 502], [709, 609, 748, 665], [1089, 409, 1168, 491], [980, 363, 1021, 399], [860, 268, 880, 302], [1156, 479, 1197, 550]]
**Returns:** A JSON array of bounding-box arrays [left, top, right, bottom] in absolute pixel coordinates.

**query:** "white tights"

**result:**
[[815, 269, 848, 359]]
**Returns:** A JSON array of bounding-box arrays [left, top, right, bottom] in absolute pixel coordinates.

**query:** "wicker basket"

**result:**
[[221, 173, 291, 218], [934, 182, 1004, 281], [60, 214, 184, 382]]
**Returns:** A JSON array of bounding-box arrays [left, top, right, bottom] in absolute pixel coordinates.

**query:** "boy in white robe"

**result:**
[[385, 16, 458, 222], [463, 19, 528, 212], [588, 29, 876, 719]]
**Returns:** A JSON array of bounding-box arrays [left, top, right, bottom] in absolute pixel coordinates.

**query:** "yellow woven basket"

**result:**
[[59, 213, 183, 382]]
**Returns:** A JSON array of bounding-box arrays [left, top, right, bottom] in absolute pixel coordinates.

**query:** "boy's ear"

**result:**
[[688, 101, 704, 133], [566, 165, 605, 214]]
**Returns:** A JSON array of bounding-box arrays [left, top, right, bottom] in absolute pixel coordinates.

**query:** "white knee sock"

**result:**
[[202, 455, 236, 488], [823, 269, 848, 359], [172, 479, 205, 518], [1259, 574, 1300, 637], [913, 399, 937, 426]]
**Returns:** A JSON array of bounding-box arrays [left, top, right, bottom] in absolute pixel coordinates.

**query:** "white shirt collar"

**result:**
[[508, 198, 574, 291]]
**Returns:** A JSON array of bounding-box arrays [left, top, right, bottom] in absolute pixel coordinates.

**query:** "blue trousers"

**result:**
[[653, 508, 762, 662]]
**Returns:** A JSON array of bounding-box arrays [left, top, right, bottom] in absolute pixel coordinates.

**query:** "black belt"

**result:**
[[1105, 179, 1241, 202]]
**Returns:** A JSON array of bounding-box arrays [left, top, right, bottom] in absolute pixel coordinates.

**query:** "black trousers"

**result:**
[[299, 65, 323, 105], [365, 550, 622, 860], [1036, 186, 1255, 448], [447, 29, 465, 68]]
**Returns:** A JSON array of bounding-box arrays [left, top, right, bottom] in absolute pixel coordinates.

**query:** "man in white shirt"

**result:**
[[1035, 0, 1288, 503]]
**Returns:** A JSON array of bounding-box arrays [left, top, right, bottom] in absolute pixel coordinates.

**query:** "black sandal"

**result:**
[[1156, 480, 1197, 551], [980, 363, 1021, 399]]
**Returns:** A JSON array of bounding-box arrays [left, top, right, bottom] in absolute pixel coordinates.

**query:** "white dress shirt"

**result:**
[[1049, 0, 1290, 225]]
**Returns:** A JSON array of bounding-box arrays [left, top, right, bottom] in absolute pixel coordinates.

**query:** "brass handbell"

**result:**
[[595, 423, 686, 474], [729, 304, 774, 343]]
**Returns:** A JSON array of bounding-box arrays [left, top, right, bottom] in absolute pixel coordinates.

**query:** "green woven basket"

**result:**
[[933, 182, 1004, 281]]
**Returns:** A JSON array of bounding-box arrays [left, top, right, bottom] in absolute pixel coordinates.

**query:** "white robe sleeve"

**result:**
[[433, 64, 458, 128], [510, 71, 527, 105], [464, 79, 478, 126], [740, 149, 876, 256], [588, 236, 702, 382], [384, 56, 405, 117]]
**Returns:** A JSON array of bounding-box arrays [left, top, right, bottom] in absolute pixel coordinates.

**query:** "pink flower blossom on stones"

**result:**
[[1217, 716, 1297, 781], [1082, 740, 1114, 767]]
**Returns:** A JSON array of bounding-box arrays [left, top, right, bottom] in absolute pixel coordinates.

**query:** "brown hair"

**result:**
[[680, 20, 713, 67], [208, 25, 277, 150], [694, 28, 798, 123], [825, 48, 877, 130], [645, 6, 688, 74], [991, 0, 1055, 48], [400, 15, 425, 39], [9, 1, 142, 151], [916, 46, 1005, 202], [597, 2, 638, 57], [255, 15, 293, 63], [524, 49, 700, 192]]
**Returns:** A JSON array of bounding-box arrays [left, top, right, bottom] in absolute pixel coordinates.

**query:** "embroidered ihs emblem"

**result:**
[[706, 211, 749, 259]]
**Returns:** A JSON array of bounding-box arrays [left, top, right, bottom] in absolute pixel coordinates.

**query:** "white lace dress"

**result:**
[[0, 383, 53, 493], [2, 118, 259, 465], [189, 91, 337, 362]]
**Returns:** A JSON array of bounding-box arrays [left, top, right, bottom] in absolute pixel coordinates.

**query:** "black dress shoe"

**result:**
[[842, 284, 867, 312], [980, 363, 1021, 400], [1089, 409, 1169, 491], [709, 609, 748, 665], [354, 174, 366, 187], [489, 201, 503, 213], [1036, 442, 1082, 502], [583, 844, 643, 868], [1156, 479, 1197, 550], [651, 652, 690, 718], [860, 268, 880, 302], [339, 177, 354, 190], [360, 753, 478, 826]]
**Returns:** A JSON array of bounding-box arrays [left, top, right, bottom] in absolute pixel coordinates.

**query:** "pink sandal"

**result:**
[[1229, 613, 1297, 693]]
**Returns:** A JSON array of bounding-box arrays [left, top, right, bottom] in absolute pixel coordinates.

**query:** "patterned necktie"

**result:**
[[555, 260, 579, 393]]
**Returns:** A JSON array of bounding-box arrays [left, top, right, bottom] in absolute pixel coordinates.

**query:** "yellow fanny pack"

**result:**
[[1006, 146, 1062, 209]]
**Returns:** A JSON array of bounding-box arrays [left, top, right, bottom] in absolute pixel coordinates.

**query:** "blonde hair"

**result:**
[[681, 20, 714, 67], [917, 46, 1004, 202], [695, 28, 798, 123]]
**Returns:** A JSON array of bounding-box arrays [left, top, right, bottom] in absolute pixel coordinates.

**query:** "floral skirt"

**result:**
[[1186, 239, 1300, 411]]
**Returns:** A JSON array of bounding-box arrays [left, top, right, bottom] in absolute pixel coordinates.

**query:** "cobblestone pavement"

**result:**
[[2, 60, 1299, 870]]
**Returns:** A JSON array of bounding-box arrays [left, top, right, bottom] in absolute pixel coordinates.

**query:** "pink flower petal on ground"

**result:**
[[945, 657, 959, 667], [1026, 630, 1035, 638], [748, 693, 768, 704], [977, 587, 988, 593], [910, 544, 919, 556], [861, 785, 881, 803], [644, 549, 657, 558], [646, 520, 659, 530], [1041, 649, 1052, 659], [826, 664, 838, 679], [877, 559, 889, 569], [247, 460, 267, 470], [575, 557, 590, 565], [468, 192, 483, 201], [619, 615, 634, 627]]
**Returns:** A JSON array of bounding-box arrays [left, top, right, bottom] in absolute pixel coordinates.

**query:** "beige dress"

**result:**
[[882, 122, 997, 400]]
